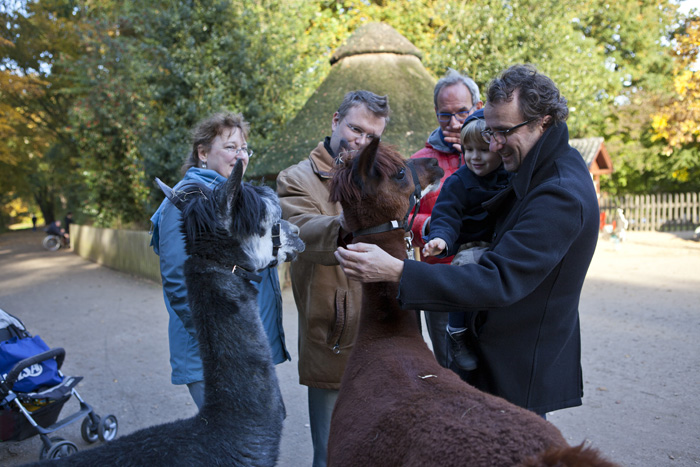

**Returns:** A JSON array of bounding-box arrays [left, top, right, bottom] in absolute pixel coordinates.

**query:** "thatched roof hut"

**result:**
[[248, 22, 437, 180]]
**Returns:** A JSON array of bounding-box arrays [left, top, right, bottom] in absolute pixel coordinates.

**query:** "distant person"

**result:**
[[276, 90, 390, 467], [63, 212, 73, 236], [45, 220, 69, 245], [150, 111, 290, 410], [409, 69, 482, 368], [31, 214, 37, 231], [336, 64, 600, 417]]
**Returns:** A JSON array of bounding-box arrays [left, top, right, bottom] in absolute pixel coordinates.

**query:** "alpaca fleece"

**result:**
[[31, 160, 303, 466]]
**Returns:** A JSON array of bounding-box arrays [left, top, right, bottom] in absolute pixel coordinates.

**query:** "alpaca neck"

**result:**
[[185, 257, 279, 418], [354, 230, 421, 340]]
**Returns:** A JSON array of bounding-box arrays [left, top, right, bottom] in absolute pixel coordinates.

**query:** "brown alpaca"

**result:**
[[327, 139, 616, 467]]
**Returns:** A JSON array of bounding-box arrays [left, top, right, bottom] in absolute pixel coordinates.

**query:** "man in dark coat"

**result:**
[[334, 64, 599, 416]]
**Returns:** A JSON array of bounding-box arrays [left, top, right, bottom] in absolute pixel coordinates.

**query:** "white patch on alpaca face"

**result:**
[[241, 197, 303, 270], [243, 233, 274, 271], [421, 180, 441, 198], [242, 201, 274, 271], [241, 197, 281, 270]]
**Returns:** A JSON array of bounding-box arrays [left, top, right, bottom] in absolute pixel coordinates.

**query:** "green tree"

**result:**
[[648, 17, 700, 191], [68, 0, 332, 223], [64, 3, 151, 226], [0, 0, 85, 223], [2, 0, 691, 226], [436, 2, 593, 133]]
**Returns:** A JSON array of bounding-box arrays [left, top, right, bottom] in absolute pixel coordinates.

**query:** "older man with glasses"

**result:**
[[335, 64, 600, 419], [409, 69, 482, 371]]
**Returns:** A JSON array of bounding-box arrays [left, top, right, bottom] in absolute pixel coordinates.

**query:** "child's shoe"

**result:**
[[447, 326, 478, 371]]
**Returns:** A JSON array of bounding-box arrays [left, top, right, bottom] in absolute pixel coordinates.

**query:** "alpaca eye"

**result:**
[[396, 168, 406, 180]]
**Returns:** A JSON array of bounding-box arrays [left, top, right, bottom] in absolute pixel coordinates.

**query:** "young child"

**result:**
[[423, 109, 511, 371]]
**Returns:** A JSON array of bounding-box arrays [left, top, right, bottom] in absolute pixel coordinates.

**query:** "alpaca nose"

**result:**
[[280, 219, 299, 237]]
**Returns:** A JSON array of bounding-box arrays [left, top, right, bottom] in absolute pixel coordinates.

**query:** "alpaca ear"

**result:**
[[224, 159, 245, 209], [352, 138, 381, 190], [156, 178, 187, 211]]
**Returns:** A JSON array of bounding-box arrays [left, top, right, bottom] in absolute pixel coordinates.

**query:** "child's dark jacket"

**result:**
[[426, 164, 511, 256]]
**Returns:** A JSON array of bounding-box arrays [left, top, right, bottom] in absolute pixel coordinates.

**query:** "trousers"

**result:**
[[308, 386, 339, 467]]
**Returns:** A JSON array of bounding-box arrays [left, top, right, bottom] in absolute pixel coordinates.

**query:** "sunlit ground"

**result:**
[[8, 221, 39, 231]]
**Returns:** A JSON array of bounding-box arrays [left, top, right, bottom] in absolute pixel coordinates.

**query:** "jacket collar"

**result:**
[[309, 137, 337, 179], [510, 122, 572, 200], [482, 122, 572, 214]]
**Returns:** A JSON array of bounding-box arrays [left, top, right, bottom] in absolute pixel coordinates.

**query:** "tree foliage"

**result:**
[[0, 0, 85, 224], [61, 0, 331, 225], [651, 18, 700, 184], [600, 14, 700, 195], [1, 0, 697, 227]]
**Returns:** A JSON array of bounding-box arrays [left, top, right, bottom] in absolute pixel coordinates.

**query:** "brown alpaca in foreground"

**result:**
[[327, 139, 617, 467]]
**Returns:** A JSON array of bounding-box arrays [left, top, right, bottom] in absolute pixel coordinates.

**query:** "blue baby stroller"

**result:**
[[0, 308, 118, 460]]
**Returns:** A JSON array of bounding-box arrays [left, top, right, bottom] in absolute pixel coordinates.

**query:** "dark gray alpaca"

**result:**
[[32, 160, 304, 466]]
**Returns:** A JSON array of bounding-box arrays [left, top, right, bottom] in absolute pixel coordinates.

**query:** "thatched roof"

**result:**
[[330, 22, 423, 64], [248, 22, 437, 180]]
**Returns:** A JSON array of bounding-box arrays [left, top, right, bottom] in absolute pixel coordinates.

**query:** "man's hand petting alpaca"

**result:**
[[335, 243, 404, 283]]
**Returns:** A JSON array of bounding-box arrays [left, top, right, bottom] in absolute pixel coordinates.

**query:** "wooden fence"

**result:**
[[599, 192, 700, 232]]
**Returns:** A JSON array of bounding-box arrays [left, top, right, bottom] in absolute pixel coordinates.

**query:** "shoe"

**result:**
[[447, 327, 478, 371]]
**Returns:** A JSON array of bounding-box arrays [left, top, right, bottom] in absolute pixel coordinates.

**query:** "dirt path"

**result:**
[[549, 231, 700, 465], [1, 229, 699, 465]]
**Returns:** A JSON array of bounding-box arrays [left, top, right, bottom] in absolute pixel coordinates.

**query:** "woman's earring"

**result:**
[[202, 160, 207, 169]]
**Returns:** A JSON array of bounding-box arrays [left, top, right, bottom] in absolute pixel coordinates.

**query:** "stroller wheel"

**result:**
[[39, 437, 70, 460], [81, 415, 101, 443], [47, 440, 79, 459], [42, 235, 62, 251], [98, 414, 118, 442]]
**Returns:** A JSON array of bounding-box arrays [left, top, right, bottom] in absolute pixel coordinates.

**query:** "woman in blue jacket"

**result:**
[[150, 112, 290, 409]]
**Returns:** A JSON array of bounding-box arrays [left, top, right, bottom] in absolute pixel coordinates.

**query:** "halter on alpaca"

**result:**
[[350, 147, 424, 237], [34, 160, 304, 467], [327, 142, 616, 467]]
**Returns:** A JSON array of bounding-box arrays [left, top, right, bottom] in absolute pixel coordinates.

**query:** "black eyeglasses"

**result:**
[[436, 104, 476, 123], [481, 119, 535, 145]]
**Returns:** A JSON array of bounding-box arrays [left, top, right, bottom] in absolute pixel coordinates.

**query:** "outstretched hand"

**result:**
[[423, 238, 446, 257], [334, 243, 404, 283]]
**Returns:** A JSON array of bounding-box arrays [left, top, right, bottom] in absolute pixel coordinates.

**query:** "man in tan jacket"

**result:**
[[277, 90, 390, 467]]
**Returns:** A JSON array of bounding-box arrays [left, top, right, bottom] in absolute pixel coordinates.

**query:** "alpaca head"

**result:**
[[329, 138, 443, 234], [157, 160, 304, 271]]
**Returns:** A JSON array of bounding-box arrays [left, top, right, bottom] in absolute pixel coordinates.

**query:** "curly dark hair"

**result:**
[[486, 64, 568, 129]]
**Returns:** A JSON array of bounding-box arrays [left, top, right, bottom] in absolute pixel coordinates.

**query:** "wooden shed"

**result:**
[[247, 22, 437, 180], [570, 137, 613, 197]]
